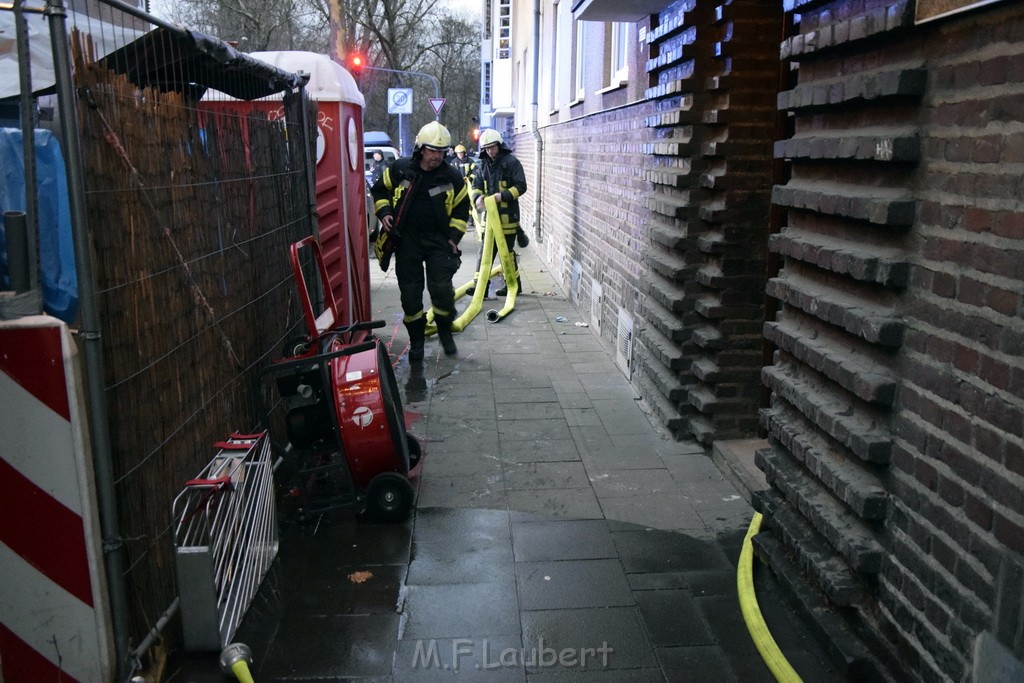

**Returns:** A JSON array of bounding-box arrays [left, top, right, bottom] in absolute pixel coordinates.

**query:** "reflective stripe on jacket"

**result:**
[[371, 155, 470, 244]]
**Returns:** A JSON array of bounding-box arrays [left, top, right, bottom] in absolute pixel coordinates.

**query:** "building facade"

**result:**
[[480, 0, 1024, 680]]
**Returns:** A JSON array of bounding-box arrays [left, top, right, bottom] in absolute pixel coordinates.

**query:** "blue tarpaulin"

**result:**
[[0, 127, 78, 323]]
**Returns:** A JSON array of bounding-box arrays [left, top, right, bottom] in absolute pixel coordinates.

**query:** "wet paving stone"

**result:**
[[275, 562, 406, 615], [416, 473, 507, 509], [658, 645, 737, 682], [256, 613, 400, 679], [600, 494, 706, 531], [527, 667, 666, 682], [507, 487, 604, 519], [626, 571, 690, 591], [408, 508, 513, 585], [393, 635, 528, 681], [520, 606, 658, 673], [634, 589, 715, 646], [587, 468, 678, 498], [511, 520, 616, 562], [516, 559, 633, 611], [402, 581, 521, 639], [612, 529, 735, 573]]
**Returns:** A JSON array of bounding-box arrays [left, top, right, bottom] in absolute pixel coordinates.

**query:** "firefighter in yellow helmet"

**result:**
[[370, 121, 470, 360], [470, 129, 528, 296], [452, 144, 475, 180]]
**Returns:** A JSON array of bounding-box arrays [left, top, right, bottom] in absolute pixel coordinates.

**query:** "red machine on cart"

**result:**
[[263, 237, 420, 522]]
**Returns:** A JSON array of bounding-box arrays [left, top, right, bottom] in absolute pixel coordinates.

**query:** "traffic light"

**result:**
[[349, 54, 364, 71], [471, 127, 480, 142]]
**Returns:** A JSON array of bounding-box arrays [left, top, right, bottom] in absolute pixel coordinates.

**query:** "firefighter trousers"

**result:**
[[396, 244, 462, 321]]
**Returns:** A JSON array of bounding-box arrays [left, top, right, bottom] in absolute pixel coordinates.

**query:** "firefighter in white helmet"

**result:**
[[470, 129, 528, 296], [371, 121, 469, 360]]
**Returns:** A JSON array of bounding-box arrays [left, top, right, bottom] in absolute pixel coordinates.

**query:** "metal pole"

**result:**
[[295, 79, 317, 237], [361, 64, 441, 123], [3, 212, 30, 292], [362, 65, 439, 100], [13, 0, 40, 291], [46, 0, 130, 677], [293, 79, 326, 316]]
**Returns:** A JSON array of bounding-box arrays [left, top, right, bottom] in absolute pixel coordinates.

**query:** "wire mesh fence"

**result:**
[[10, 0, 321, 662]]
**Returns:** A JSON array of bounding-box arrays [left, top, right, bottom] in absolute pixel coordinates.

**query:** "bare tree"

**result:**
[[418, 10, 480, 149], [164, 0, 480, 147], [167, 0, 329, 51]]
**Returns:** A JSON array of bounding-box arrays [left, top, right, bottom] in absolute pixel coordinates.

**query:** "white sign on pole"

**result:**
[[388, 88, 413, 115], [428, 98, 446, 116]]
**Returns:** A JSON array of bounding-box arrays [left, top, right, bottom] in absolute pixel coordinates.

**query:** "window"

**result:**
[[498, 0, 512, 59], [608, 22, 628, 86], [551, 4, 561, 109], [574, 21, 585, 101], [482, 61, 492, 105]]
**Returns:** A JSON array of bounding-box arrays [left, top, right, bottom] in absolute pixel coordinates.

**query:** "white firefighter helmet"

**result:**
[[479, 129, 503, 149]]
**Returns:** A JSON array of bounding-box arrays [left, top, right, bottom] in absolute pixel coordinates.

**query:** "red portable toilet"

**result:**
[[201, 51, 370, 326]]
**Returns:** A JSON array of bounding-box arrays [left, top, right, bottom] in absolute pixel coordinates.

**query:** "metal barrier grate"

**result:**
[[173, 432, 279, 651]]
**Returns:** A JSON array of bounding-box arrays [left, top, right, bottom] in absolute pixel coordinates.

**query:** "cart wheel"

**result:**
[[364, 472, 414, 522]]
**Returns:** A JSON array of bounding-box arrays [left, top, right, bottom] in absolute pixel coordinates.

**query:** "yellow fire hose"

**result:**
[[220, 643, 255, 683], [425, 194, 518, 334], [483, 200, 519, 323], [738, 513, 803, 682]]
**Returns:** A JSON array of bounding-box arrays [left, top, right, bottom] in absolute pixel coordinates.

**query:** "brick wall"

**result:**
[[759, 0, 1024, 679], [514, 102, 655, 377], [513, 1, 1023, 676], [515, 0, 782, 444]]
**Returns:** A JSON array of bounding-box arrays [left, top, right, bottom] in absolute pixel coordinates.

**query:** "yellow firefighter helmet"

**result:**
[[414, 121, 452, 151]]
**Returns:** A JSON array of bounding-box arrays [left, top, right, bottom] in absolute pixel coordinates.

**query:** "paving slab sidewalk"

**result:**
[[168, 230, 837, 682]]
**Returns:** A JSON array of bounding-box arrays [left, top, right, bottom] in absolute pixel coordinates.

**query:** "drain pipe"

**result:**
[[47, 0, 130, 677], [531, 0, 543, 244]]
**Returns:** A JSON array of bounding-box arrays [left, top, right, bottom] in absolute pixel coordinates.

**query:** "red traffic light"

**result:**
[[349, 54, 364, 70], [471, 127, 480, 141]]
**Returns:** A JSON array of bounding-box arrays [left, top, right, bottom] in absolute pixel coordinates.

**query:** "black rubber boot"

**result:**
[[406, 318, 426, 362], [436, 320, 458, 356], [516, 227, 530, 248]]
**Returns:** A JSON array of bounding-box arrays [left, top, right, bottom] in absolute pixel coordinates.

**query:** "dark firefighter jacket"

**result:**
[[371, 155, 470, 249], [471, 145, 527, 236], [453, 156, 476, 180]]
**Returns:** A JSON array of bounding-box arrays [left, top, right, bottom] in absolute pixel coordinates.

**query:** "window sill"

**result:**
[[596, 80, 627, 95], [568, 97, 585, 107]]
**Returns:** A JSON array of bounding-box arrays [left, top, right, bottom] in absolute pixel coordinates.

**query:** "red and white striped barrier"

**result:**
[[0, 316, 113, 681]]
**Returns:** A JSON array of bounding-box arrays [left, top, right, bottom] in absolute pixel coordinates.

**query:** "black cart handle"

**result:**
[[261, 340, 378, 376]]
